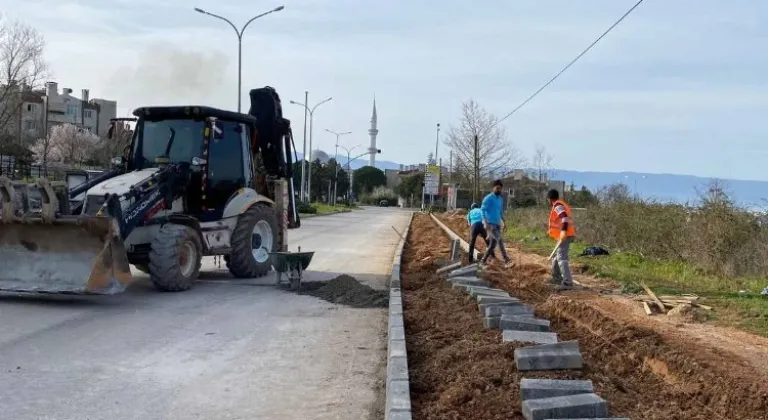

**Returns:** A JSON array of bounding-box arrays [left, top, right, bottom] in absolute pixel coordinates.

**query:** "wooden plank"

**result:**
[[659, 295, 697, 302], [642, 301, 654, 315], [641, 283, 667, 313]]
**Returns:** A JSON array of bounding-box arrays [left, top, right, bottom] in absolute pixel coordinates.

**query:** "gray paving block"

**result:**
[[448, 276, 491, 288], [436, 261, 462, 274], [477, 295, 519, 305], [500, 315, 550, 332], [390, 326, 405, 340], [448, 264, 478, 278], [522, 393, 608, 420], [387, 355, 409, 381], [520, 378, 594, 401], [503, 330, 558, 345], [390, 302, 403, 315], [478, 300, 522, 314], [515, 341, 584, 371], [387, 410, 413, 420], [469, 287, 510, 299], [485, 304, 534, 317], [388, 339, 406, 359], [386, 379, 411, 412], [389, 314, 404, 328], [483, 316, 500, 329]]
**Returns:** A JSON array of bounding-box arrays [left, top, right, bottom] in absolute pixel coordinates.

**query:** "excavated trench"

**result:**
[[401, 213, 768, 420]]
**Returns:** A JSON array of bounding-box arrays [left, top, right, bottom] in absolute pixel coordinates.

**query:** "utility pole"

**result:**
[[300, 91, 308, 201], [473, 134, 479, 202], [434, 123, 440, 162], [289, 96, 332, 202], [325, 129, 351, 206]]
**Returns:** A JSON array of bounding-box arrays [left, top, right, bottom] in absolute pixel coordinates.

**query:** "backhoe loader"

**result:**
[[0, 86, 300, 294]]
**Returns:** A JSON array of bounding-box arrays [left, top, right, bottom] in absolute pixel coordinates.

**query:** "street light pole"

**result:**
[[325, 129, 352, 206], [435, 122, 440, 162], [194, 5, 285, 112], [290, 97, 332, 202]]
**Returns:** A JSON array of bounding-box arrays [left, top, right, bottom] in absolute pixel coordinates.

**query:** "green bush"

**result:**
[[507, 183, 768, 278], [296, 201, 317, 214], [360, 186, 398, 205]]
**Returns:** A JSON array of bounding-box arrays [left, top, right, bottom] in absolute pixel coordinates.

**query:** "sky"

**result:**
[[2, 0, 768, 181]]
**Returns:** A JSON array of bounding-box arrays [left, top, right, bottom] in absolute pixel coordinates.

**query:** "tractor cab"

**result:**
[[113, 106, 284, 222]]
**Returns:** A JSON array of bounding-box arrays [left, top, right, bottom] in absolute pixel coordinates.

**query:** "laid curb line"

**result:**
[[385, 211, 415, 420], [430, 214, 628, 420]]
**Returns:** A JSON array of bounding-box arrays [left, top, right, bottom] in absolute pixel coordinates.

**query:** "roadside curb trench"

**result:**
[[431, 214, 623, 420]]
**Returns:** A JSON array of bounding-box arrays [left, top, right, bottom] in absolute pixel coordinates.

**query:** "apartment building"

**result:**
[[5, 81, 117, 143]]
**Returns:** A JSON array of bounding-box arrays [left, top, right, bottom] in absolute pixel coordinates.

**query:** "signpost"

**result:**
[[425, 164, 440, 208]]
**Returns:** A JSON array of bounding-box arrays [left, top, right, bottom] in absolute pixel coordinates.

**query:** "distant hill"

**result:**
[[295, 152, 768, 209], [550, 169, 768, 210]]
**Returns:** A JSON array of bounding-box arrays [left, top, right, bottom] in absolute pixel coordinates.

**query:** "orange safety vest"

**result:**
[[548, 200, 576, 240]]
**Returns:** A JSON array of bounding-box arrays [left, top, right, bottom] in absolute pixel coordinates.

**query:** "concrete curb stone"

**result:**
[[385, 212, 414, 420]]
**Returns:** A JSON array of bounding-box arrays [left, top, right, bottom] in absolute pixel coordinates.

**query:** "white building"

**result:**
[[10, 81, 117, 143]]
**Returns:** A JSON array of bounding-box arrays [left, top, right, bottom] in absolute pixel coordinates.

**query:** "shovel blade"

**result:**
[[0, 217, 134, 295]]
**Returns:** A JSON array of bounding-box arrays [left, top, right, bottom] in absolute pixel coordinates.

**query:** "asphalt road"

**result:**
[[0, 206, 411, 420]]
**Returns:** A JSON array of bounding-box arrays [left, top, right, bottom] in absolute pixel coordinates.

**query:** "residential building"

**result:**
[[4, 81, 117, 143]]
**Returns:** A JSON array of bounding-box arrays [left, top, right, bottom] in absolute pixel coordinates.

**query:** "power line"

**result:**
[[492, 0, 646, 128]]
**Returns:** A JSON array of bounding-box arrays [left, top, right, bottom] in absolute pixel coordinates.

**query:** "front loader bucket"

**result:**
[[0, 217, 134, 295]]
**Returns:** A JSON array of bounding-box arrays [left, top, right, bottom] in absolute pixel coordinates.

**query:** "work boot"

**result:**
[[554, 283, 574, 291], [504, 259, 515, 268]]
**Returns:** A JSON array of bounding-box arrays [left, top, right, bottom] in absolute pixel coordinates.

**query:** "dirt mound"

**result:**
[[300, 275, 388, 308]]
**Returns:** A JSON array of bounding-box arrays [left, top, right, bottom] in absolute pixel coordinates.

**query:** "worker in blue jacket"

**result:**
[[466, 202, 496, 263], [481, 179, 513, 267]]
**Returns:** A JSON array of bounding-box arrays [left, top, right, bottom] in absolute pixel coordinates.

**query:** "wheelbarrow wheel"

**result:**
[[228, 204, 279, 278]]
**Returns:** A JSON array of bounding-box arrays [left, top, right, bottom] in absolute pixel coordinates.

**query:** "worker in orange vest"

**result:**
[[547, 189, 576, 291]]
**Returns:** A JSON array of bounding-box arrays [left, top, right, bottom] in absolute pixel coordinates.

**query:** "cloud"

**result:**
[[2, 0, 768, 181]]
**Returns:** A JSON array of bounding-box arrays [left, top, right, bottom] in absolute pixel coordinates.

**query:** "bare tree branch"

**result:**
[[531, 144, 554, 182], [0, 15, 48, 137], [443, 99, 526, 200]]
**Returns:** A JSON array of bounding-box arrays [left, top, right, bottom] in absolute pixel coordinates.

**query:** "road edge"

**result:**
[[385, 211, 414, 420]]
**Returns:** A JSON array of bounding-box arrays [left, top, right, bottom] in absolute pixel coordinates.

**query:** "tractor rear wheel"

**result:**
[[148, 224, 202, 292], [227, 204, 279, 278]]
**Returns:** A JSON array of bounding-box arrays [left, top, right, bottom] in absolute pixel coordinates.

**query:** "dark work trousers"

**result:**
[[468, 222, 495, 263]]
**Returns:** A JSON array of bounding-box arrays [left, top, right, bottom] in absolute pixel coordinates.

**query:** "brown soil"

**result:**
[[403, 213, 768, 420], [300, 275, 389, 308], [438, 213, 768, 376]]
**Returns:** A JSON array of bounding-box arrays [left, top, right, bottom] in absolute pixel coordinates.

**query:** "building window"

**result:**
[[26, 104, 35, 112], [25, 120, 36, 130], [66, 105, 78, 115], [85, 110, 93, 119]]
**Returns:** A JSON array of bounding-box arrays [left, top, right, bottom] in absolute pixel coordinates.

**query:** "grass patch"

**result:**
[[304, 203, 355, 216], [505, 223, 768, 336]]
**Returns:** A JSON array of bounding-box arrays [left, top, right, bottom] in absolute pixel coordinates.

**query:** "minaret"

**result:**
[[367, 97, 379, 167]]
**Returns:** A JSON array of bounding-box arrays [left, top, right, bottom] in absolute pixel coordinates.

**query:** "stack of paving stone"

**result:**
[[437, 262, 629, 420]]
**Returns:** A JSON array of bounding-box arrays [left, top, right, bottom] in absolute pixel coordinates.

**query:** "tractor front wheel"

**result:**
[[148, 224, 202, 292], [227, 204, 279, 278]]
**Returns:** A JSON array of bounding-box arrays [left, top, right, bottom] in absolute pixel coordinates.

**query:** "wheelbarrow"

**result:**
[[270, 247, 315, 292]]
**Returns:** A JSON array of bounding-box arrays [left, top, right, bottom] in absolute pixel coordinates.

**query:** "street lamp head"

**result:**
[[194, 7, 206, 13], [273, 5, 285, 11]]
